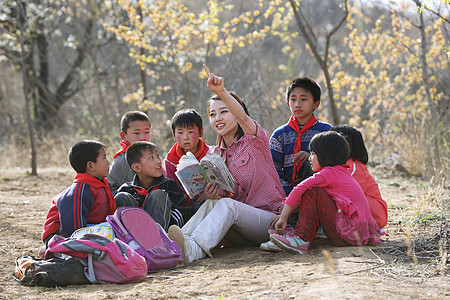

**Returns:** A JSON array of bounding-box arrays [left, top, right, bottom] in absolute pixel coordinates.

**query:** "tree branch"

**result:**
[[325, 0, 348, 64]]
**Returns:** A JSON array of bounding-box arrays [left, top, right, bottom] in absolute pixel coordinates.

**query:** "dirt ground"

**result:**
[[0, 166, 448, 299]]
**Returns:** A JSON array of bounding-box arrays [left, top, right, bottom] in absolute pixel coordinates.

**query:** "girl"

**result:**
[[331, 124, 388, 234], [271, 131, 380, 254], [168, 65, 285, 264]]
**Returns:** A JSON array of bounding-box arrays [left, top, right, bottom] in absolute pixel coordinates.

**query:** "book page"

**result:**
[[200, 154, 235, 193], [176, 151, 201, 169], [175, 163, 207, 199]]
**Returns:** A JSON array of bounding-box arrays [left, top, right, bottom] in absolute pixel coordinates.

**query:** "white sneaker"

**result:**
[[260, 240, 282, 252], [168, 225, 205, 264]]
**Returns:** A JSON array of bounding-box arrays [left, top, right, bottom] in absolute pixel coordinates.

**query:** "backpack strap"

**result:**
[[83, 253, 99, 284], [111, 213, 130, 237]]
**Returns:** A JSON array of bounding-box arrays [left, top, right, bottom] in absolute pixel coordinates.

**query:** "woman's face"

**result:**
[[208, 100, 238, 140]]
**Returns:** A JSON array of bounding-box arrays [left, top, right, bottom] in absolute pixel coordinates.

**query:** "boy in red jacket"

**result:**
[[39, 140, 116, 256]]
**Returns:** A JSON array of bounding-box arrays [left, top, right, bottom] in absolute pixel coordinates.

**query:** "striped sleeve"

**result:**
[[57, 182, 93, 237]]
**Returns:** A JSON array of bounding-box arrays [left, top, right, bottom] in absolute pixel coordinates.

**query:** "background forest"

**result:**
[[0, 0, 448, 181]]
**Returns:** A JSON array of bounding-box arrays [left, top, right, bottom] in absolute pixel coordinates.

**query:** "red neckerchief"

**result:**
[[113, 140, 131, 159], [288, 114, 317, 187], [133, 185, 161, 196], [74, 173, 116, 215], [166, 138, 208, 165], [135, 184, 162, 208]]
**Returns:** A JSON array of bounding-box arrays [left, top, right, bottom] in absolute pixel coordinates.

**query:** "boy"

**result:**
[[263, 77, 332, 252], [115, 141, 196, 231], [270, 77, 332, 196], [164, 108, 210, 204], [40, 140, 116, 255], [108, 111, 151, 194]]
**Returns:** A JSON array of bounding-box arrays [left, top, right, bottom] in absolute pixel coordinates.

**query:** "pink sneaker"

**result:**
[[270, 232, 309, 255], [268, 224, 295, 236]]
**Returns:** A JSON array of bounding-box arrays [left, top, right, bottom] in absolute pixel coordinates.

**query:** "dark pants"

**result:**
[[115, 189, 171, 231], [295, 187, 349, 246]]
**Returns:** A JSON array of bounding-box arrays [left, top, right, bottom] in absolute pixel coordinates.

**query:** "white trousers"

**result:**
[[181, 198, 276, 256]]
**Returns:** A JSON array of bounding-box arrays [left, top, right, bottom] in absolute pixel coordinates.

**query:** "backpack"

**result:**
[[106, 207, 183, 271], [13, 256, 90, 287], [45, 233, 148, 284]]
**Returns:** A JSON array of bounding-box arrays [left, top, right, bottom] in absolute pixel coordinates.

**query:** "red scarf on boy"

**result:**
[[166, 138, 209, 165], [113, 140, 131, 159], [288, 114, 317, 188], [74, 173, 116, 214]]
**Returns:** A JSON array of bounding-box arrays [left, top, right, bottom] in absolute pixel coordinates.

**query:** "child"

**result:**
[[164, 108, 210, 204], [331, 124, 388, 234], [41, 140, 116, 254], [270, 77, 331, 196], [261, 77, 331, 252], [108, 111, 151, 194], [114, 141, 196, 231], [270, 131, 381, 254]]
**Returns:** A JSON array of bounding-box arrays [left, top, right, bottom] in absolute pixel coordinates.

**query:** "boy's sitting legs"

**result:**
[[115, 192, 140, 207]]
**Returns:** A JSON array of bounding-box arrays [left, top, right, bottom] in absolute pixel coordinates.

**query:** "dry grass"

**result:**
[[373, 172, 449, 277]]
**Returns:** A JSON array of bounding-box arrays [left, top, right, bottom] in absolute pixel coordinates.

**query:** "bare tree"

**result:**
[[288, 0, 349, 125]]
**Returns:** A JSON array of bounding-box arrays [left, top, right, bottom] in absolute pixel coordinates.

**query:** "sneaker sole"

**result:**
[[270, 235, 309, 255], [168, 226, 189, 265]]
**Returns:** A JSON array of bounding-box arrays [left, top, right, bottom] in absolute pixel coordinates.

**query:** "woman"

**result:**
[[168, 65, 285, 264]]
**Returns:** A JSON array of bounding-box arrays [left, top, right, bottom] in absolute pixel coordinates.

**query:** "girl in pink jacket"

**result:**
[[271, 131, 380, 254]]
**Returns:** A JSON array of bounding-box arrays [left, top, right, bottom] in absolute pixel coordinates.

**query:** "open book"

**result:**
[[175, 152, 235, 199]]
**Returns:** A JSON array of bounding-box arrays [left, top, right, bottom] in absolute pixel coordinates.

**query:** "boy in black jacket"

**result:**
[[115, 141, 196, 231]]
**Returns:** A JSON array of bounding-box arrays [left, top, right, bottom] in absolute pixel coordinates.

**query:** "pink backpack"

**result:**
[[45, 233, 147, 284], [106, 207, 183, 271]]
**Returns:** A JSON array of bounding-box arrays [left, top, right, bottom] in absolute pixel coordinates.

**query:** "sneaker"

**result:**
[[268, 224, 295, 236], [270, 232, 309, 255], [168, 225, 205, 264], [260, 240, 282, 252]]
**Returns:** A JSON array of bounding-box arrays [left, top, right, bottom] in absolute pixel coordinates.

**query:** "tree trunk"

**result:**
[[17, 1, 37, 175], [413, 0, 441, 170], [137, 6, 148, 101], [35, 27, 51, 130]]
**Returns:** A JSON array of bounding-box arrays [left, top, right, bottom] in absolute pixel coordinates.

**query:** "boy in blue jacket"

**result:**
[[270, 77, 332, 196], [40, 140, 116, 256]]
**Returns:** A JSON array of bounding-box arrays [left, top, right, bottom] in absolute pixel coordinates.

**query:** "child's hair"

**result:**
[[207, 92, 250, 146], [120, 111, 151, 133], [330, 124, 369, 164], [285, 77, 321, 103], [171, 108, 203, 134], [126, 141, 158, 168], [69, 140, 106, 173], [309, 131, 350, 168]]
